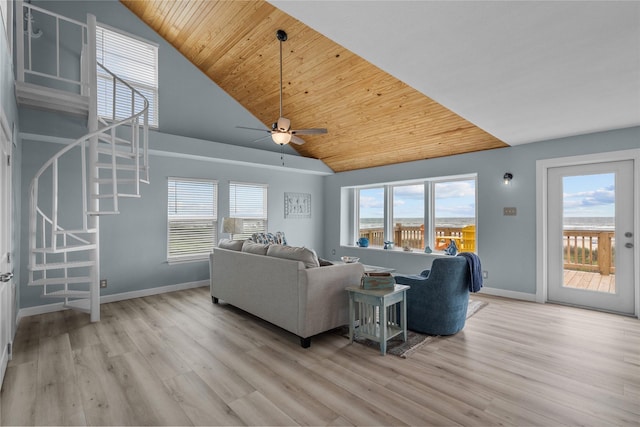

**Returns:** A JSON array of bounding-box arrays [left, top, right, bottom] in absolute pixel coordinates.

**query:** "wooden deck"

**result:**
[[564, 270, 616, 293]]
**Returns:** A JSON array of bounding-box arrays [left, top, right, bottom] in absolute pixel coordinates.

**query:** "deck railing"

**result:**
[[359, 224, 475, 251], [359, 226, 615, 275], [564, 230, 615, 275]]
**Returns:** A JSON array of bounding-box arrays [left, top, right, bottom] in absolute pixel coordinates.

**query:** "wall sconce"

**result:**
[[503, 172, 513, 185]]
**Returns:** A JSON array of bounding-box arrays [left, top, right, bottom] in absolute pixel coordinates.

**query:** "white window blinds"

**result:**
[[229, 182, 268, 240], [96, 25, 158, 126], [167, 178, 217, 261]]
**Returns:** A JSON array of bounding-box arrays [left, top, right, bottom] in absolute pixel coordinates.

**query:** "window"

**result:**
[[353, 175, 476, 252], [358, 187, 384, 246], [392, 184, 425, 250], [96, 24, 158, 127], [229, 182, 268, 240], [167, 178, 217, 261]]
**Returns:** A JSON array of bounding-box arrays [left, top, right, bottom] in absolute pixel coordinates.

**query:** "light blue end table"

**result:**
[[346, 284, 409, 355]]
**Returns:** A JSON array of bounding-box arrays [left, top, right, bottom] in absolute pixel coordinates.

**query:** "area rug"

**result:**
[[343, 299, 487, 358]]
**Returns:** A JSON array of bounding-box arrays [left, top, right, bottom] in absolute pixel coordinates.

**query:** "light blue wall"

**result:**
[[29, 0, 296, 155], [19, 133, 324, 308], [324, 126, 640, 295], [17, 0, 326, 309]]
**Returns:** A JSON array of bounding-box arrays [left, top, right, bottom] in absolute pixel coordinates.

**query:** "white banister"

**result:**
[[17, 1, 88, 91], [27, 10, 150, 322], [16, 1, 24, 82]]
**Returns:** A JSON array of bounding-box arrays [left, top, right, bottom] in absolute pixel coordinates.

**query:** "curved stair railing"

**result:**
[[28, 61, 149, 322]]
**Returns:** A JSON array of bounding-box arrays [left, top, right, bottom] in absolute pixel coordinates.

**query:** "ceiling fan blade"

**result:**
[[291, 128, 328, 135], [252, 134, 273, 143], [290, 135, 306, 145], [236, 126, 270, 133]]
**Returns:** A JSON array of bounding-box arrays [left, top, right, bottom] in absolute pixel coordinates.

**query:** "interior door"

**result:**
[[547, 160, 635, 314], [0, 117, 13, 385]]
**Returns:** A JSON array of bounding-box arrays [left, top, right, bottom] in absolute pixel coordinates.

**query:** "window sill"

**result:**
[[166, 255, 210, 265], [340, 245, 451, 257]]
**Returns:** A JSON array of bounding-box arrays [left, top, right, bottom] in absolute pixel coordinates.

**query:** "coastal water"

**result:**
[[360, 217, 614, 230]]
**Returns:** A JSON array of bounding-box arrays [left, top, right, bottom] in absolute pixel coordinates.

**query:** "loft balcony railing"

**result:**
[[17, 1, 89, 94]]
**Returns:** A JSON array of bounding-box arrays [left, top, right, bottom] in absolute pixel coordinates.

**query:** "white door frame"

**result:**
[[536, 149, 640, 318]]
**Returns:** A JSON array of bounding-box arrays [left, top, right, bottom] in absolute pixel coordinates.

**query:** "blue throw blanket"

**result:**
[[457, 252, 483, 292]]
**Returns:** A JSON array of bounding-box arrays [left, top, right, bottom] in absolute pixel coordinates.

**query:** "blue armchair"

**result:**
[[394, 256, 471, 335]]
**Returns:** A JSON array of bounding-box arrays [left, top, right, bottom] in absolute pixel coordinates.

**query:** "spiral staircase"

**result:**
[[18, 4, 149, 322]]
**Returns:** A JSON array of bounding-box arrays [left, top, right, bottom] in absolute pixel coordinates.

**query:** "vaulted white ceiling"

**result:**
[[271, 1, 640, 146]]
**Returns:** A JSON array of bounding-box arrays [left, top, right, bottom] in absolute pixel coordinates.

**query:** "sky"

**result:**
[[359, 173, 617, 220], [563, 173, 615, 217], [359, 180, 476, 219]]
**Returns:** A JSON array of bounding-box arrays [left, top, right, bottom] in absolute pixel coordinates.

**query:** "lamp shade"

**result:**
[[222, 217, 244, 234], [272, 132, 292, 145]]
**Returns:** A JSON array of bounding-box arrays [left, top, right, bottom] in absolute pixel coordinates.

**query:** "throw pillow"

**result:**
[[217, 239, 244, 251], [241, 240, 270, 255], [266, 245, 320, 268]]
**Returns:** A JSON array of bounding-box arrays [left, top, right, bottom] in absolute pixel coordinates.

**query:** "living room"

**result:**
[[1, 1, 639, 425]]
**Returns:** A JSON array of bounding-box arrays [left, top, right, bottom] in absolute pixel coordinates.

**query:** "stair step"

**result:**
[[32, 243, 97, 254], [64, 299, 91, 313], [30, 276, 93, 286], [86, 211, 120, 216], [29, 260, 96, 271], [93, 193, 141, 199], [54, 228, 97, 235], [96, 163, 142, 171], [97, 133, 134, 145], [95, 178, 138, 184], [96, 147, 139, 159], [42, 290, 91, 299]]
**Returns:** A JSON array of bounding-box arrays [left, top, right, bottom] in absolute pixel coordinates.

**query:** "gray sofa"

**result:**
[[210, 244, 364, 347]]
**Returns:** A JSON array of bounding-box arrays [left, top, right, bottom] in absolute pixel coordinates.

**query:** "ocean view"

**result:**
[[360, 217, 615, 230]]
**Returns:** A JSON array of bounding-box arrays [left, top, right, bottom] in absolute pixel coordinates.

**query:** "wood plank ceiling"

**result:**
[[121, 0, 508, 173]]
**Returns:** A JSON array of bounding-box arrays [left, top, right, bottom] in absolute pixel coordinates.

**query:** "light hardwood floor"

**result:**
[[1, 287, 638, 426]]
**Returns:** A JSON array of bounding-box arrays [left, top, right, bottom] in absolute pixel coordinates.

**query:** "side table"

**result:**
[[346, 284, 410, 355]]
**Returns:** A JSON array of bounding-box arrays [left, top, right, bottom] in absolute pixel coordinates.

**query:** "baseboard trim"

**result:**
[[478, 286, 537, 302], [16, 280, 209, 322]]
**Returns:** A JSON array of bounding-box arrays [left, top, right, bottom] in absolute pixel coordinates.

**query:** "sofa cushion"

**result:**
[[267, 245, 320, 268], [217, 239, 244, 251], [251, 232, 287, 245], [242, 240, 270, 255]]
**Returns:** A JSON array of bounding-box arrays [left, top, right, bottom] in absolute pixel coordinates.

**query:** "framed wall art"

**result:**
[[284, 192, 311, 219]]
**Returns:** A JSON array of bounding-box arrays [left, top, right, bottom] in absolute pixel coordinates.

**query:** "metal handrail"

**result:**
[[29, 64, 149, 268]]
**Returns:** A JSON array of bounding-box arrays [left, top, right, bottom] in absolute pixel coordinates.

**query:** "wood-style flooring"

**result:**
[[1, 287, 638, 426]]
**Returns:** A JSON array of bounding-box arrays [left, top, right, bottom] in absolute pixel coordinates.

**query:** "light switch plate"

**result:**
[[504, 207, 517, 216]]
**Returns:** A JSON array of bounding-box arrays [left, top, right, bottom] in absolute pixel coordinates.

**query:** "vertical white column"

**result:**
[[16, 1, 24, 82], [87, 14, 100, 322]]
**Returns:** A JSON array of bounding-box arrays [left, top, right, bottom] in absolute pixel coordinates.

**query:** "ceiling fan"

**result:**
[[237, 29, 327, 146]]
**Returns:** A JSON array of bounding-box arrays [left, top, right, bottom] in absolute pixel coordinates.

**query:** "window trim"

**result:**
[[349, 174, 477, 253], [166, 177, 218, 263], [96, 22, 159, 128]]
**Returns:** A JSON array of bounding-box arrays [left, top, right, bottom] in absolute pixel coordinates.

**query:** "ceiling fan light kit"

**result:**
[[237, 29, 327, 146]]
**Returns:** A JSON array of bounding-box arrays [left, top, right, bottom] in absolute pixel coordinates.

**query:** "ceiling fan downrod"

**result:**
[[277, 29, 287, 121]]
